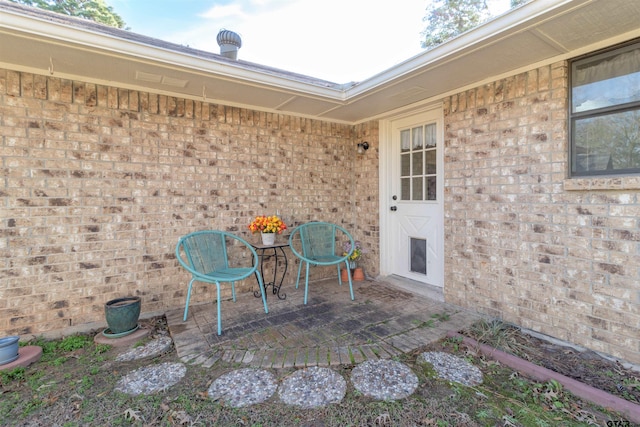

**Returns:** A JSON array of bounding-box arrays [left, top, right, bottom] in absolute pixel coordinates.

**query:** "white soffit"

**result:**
[[533, 0, 640, 51], [1, 0, 640, 123]]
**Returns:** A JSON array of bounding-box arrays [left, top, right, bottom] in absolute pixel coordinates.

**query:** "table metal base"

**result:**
[[252, 242, 288, 300]]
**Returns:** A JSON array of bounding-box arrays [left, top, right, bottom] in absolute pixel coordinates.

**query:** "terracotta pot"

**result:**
[[341, 268, 365, 282]]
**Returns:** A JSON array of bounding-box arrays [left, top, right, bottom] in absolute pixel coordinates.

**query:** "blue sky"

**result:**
[[105, 0, 510, 83]]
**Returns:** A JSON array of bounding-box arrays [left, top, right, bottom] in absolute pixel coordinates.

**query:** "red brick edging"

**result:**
[[446, 332, 640, 424]]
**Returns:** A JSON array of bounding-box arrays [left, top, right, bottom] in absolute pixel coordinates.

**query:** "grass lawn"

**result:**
[[0, 317, 633, 426]]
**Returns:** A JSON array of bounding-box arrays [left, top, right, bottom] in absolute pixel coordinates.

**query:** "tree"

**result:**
[[421, 0, 531, 50], [9, 0, 126, 29], [421, 0, 490, 49]]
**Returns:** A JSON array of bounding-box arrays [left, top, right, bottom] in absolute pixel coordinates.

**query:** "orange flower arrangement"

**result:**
[[248, 215, 287, 234]]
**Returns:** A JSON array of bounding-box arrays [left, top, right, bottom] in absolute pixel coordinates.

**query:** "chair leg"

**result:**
[[231, 281, 236, 302], [183, 277, 196, 321], [216, 281, 222, 335], [345, 261, 355, 301], [295, 260, 304, 289], [255, 271, 269, 314], [336, 264, 342, 286], [304, 262, 310, 305]]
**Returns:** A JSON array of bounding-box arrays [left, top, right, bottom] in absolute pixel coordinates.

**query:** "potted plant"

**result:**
[[104, 296, 141, 337], [248, 215, 287, 245], [342, 240, 366, 282]]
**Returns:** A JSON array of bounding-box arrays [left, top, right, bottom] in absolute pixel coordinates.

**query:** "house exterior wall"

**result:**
[[352, 123, 380, 277], [443, 61, 640, 364], [3, 58, 638, 366], [0, 68, 380, 336]]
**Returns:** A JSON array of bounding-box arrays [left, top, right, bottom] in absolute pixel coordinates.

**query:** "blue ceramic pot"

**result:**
[[0, 336, 20, 365], [105, 296, 141, 334]]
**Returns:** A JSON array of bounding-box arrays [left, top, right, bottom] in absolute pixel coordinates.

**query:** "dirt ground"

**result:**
[[460, 320, 640, 405], [1, 316, 638, 426]]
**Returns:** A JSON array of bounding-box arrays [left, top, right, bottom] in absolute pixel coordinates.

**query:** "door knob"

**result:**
[[390, 206, 397, 211]]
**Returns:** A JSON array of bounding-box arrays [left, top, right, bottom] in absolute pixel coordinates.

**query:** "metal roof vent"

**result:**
[[216, 29, 242, 60]]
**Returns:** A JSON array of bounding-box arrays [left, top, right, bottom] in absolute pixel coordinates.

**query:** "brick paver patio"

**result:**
[[166, 278, 483, 368]]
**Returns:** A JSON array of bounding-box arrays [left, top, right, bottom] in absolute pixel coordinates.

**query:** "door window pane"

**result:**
[[401, 178, 410, 200], [412, 151, 423, 175], [401, 153, 411, 176], [412, 177, 423, 200], [401, 129, 411, 152], [425, 150, 436, 174], [425, 123, 437, 147], [427, 177, 437, 200], [412, 127, 423, 150]]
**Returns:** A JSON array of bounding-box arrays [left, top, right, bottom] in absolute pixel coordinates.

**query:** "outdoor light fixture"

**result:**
[[357, 141, 369, 154]]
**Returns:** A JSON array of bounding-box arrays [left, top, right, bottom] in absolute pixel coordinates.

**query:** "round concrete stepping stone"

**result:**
[[351, 359, 418, 400], [418, 351, 483, 386], [116, 336, 173, 362], [208, 369, 277, 408], [115, 362, 186, 395], [279, 366, 346, 408]]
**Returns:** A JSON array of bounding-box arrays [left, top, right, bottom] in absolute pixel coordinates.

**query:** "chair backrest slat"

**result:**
[[300, 222, 337, 258], [182, 232, 228, 274], [290, 222, 355, 266]]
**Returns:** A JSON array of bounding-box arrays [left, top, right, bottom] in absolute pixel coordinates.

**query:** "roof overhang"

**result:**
[[1, 0, 639, 124]]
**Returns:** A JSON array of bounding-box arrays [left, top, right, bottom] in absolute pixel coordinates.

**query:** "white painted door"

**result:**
[[387, 109, 443, 287]]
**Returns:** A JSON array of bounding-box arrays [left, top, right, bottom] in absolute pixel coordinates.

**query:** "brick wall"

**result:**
[[5, 59, 637, 365], [443, 61, 640, 364], [0, 69, 380, 336], [353, 123, 379, 278]]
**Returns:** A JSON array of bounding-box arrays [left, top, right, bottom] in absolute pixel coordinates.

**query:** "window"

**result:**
[[400, 123, 437, 200], [570, 40, 640, 176]]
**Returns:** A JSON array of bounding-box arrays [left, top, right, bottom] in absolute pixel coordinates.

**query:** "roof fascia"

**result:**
[[344, 0, 582, 98], [0, 6, 349, 101]]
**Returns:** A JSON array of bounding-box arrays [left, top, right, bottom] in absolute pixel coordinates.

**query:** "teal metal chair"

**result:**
[[288, 222, 355, 304], [175, 230, 269, 335]]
